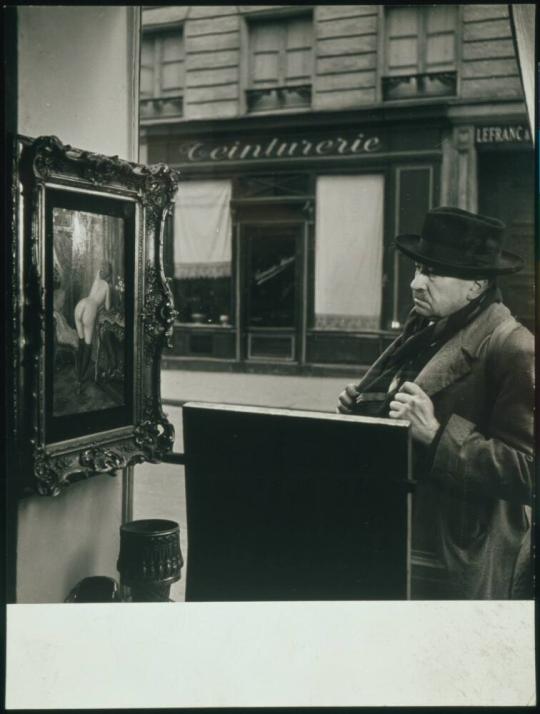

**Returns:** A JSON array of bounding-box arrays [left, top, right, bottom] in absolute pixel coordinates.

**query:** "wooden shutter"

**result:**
[[386, 6, 420, 75], [250, 20, 282, 87], [425, 5, 457, 72], [285, 15, 312, 85], [159, 31, 184, 96], [140, 35, 155, 98]]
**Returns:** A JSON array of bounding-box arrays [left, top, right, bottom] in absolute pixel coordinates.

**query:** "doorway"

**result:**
[[240, 223, 304, 361]]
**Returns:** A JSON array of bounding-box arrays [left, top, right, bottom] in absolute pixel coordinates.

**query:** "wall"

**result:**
[[461, 4, 522, 99], [18, 5, 138, 158], [16, 5, 140, 603], [313, 4, 378, 110], [141, 4, 523, 123]]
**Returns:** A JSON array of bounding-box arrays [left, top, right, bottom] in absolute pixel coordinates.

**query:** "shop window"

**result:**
[[383, 5, 458, 101], [314, 175, 384, 332], [173, 180, 233, 326], [246, 14, 313, 113], [140, 28, 184, 121]]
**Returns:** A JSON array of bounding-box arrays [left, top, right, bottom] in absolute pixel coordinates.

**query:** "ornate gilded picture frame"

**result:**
[[13, 135, 179, 495]]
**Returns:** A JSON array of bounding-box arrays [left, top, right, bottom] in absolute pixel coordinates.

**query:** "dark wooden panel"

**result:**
[[306, 333, 392, 365], [395, 166, 433, 326], [183, 403, 412, 601], [478, 150, 535, 332], [212, 331, 236, 359], [167, 327, 236, 358]]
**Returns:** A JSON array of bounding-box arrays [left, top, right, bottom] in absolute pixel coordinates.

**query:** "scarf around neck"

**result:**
[[352, 285, 502, 417]]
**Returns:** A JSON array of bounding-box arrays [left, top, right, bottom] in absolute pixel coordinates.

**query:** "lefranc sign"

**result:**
[[475, 124, 531, 144], [177, 131, 383, 163]]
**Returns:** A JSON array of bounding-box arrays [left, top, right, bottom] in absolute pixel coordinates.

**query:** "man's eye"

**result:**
[[415, 264, 436, 276]]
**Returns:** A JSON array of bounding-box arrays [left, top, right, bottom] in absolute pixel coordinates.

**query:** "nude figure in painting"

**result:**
[[74, 260, 112, 385]]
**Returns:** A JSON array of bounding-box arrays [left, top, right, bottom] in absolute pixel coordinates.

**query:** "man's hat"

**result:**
[[394, 206, 523, 277]]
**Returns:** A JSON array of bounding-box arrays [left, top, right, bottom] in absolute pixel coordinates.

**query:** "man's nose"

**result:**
[[410, 270, 427, 291]]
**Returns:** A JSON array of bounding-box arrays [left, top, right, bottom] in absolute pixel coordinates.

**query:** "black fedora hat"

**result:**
[[395, 206, 523, 277]]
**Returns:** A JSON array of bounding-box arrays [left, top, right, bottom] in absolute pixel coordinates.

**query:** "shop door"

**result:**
[[240, 223, 303, 362]]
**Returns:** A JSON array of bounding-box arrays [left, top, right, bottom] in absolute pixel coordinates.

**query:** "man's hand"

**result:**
[[389, 381, 440, 445], [337, 383, 360, 414]]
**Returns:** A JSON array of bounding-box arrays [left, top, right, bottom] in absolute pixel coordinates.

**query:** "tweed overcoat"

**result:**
[[359, 302, 534, 598]]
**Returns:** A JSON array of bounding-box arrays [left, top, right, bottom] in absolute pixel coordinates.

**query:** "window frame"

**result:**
[[384, 4, 459, 76], [379, 4, 462, 103], [241, 9, 314, 114], [140, 23, 185, 120]]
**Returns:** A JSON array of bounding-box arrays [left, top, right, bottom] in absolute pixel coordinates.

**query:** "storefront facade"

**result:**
[[147, 107, 446, 370], [141, 4, 534, 373]]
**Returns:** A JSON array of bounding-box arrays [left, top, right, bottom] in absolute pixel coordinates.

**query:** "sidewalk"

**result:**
[[161, 368, 354, 412]]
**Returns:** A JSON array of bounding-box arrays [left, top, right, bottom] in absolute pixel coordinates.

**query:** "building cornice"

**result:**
[[140, 97, 528, 140], [141, 102, 454, 139]]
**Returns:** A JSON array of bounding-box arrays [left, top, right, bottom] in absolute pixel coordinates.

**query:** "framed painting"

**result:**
[[12, 135, 179, 495]]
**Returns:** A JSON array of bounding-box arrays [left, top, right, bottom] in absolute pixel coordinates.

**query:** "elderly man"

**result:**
[[337, 206, 534, 599]]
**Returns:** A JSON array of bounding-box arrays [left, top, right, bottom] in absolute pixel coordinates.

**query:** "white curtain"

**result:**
[[174, 180, 232, 279], [315, 175, 384, 331], [510, 4, 535, 140]]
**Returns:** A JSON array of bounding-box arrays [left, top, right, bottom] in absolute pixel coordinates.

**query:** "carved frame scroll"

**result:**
[[13, 135, 179, 496]]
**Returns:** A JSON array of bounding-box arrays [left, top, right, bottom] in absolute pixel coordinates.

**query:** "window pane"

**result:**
[[140, 66, 154, 97], [253, 52, 280, 84], [248, 232, 296, 328], [426, 5, 457, 34], [141, 36, 154, 65], [426, 34, 455, 68], [250, 20, 282, 85], [161, 61, 184, 92], [388, 37, 418, 72], [174, 277, 232, 325], [286, 48, 311, 82], [286, 15, 311, 49], [251, 20, 281, 52], [387, 6, 419, 38], [162, 32, 184, 61]]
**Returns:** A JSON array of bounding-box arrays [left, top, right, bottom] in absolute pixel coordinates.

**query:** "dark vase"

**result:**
[[117, 519, 183, 602]]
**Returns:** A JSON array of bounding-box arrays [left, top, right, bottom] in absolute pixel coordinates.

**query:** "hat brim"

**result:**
[[394, 234, 523, 276]]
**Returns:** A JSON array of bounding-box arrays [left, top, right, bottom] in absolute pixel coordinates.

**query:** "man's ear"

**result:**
[[468, 279, 488, 299]]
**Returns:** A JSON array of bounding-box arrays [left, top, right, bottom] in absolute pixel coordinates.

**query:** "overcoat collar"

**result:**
[[414, 302, 513, 396]]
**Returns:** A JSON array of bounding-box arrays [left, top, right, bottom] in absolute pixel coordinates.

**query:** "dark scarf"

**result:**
[[352, 285, 502, 417]]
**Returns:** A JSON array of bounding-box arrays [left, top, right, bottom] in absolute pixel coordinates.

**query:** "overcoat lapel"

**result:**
[[414, 303, 512, 397], [414, 333, 472, 396]]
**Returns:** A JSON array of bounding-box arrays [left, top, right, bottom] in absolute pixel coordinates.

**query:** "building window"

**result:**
[[382, 5, 458, 101], [246, 14, 313, 113], [140, 28, 184, 120]]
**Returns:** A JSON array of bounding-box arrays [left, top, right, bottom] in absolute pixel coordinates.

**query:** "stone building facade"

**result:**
[[141, 4, 533, 372]]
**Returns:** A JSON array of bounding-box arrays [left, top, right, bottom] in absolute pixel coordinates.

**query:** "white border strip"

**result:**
[[6, 601, 535, 709]]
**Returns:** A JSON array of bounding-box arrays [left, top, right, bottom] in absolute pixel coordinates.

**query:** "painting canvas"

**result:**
[[44, 189, 137, 445], [13, 135, 178, 494], [51, 206, 126, 416]]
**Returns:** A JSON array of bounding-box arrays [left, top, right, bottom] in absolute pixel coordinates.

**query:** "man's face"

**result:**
[[410, 263, 476, 318]]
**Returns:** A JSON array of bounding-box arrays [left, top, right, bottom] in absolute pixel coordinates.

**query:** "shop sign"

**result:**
[[177, 131, 383, 163], [475, 124, 531, 145]]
